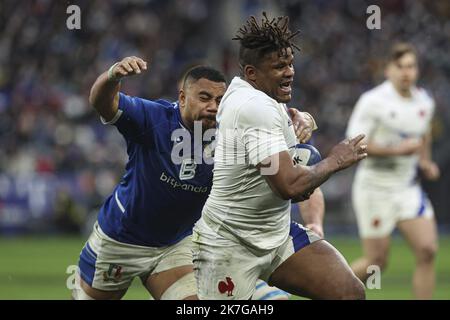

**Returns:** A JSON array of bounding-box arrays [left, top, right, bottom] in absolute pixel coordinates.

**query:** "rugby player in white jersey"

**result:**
[[346, 43, 439, 299], [192, 13, 368, 300]]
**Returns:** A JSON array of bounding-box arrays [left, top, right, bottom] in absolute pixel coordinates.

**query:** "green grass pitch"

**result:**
[[1, 235, 449, 299]]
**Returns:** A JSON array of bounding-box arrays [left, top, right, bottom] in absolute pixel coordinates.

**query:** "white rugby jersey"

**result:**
[[346, 80, 435, 188], [200, 77, 298, 252]]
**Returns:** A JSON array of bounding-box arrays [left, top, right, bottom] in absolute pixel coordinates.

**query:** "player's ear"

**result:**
[[179, 89, 186, 108], [244, 65, 257, 82]]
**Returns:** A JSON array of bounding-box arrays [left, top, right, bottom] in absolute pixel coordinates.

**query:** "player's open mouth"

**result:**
[[279, 81, 292, 94]]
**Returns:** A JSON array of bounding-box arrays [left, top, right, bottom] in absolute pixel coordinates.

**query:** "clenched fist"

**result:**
[[108, 56, 148, 81]]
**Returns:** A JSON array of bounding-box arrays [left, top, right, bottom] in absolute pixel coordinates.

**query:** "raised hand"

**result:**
[[108, 56, 148, 81]]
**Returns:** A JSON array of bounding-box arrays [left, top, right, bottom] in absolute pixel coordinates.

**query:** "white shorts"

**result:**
[[352, 183, 434, 238], [77, 222, 194, 291], [192, 219, 321, 300]]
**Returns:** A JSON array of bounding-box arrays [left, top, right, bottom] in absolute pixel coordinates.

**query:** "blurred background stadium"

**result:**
[[0, 0, 449, 299]]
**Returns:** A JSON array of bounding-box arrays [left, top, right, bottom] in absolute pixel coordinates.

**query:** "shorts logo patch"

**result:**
[[372, 218, 381, 228], [103, 264, 123, 282], [218, 277, 235, 296]]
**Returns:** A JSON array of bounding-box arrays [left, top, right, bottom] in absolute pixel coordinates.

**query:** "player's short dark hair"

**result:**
[[233, 12, 300, 68], [388, 42, 417, 63], [182, 65, 226, 88]]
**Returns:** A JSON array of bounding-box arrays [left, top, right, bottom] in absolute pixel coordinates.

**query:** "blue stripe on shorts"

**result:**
[[289, 222, 311, 253], [417, 190, 426, 217], [255, 281, 266, 290], [78, 242, 97, 286], [259, 290, 290, 300]]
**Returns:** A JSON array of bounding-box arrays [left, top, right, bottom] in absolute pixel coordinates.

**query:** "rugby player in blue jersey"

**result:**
[[72, 56, 318, 300]]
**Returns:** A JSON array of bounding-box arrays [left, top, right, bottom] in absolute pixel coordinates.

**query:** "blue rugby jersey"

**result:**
[[97, 93, 213, 247]]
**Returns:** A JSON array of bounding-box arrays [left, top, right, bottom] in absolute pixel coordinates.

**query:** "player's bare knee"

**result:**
[[368, 255, 388, 271], [416, 244, 437, 264]]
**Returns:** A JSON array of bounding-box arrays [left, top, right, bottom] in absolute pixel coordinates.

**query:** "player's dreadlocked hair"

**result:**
[[233, 12, 300, 68]]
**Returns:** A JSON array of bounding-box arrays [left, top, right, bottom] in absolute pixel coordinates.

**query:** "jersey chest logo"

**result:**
[[419, 109, 426, 118], [179, 158, 197, 180]]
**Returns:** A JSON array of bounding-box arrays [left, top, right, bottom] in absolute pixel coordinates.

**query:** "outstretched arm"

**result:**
[[262, 134, 367, 201]]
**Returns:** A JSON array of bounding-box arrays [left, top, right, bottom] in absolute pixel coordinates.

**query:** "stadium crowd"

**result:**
[[0, 0, 449, 232]]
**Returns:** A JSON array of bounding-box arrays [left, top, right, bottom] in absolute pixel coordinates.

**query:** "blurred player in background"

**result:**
[[73, 56, 316, 300], [346, 43, 440, 299], [192, 13, 367, 300]]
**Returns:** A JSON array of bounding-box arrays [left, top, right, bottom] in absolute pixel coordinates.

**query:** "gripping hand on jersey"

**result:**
[[288, 108, 317, 143], [108, 56, 148, 81]]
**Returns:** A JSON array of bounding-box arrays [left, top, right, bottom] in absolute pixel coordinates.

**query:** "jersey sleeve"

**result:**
[[239, 96, 289, 166], [104, 92, 162, 143], [346, 93, 379, 140]]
